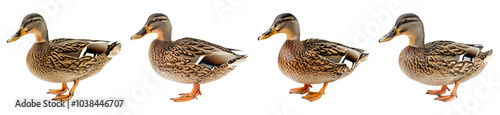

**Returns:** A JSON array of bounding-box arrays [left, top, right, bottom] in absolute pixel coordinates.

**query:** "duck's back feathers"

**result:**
[[148, 38, 246, 84], [176, 37, 239, 55], [426, 41, 477, 60], [302, 38, 368, 69], [276, 38, 367, 84], [424, 40, 492, 62], [46, 38, 120, 74], [302, 38, 366, 54], [50, 38, 120, 58], [424, 40, 492, 75], [169, 37, 246, 69]]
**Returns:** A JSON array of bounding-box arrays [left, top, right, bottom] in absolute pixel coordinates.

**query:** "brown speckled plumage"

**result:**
[[131, 13, 247, 102], [27, 39, 120, 83], [258, 13, 368, 102], [399, 42, 491, 86], [278, 39, 367, 84], [380, 13, 493, 102], [148, 38, 246, 84], [8, 13, 121, 101]]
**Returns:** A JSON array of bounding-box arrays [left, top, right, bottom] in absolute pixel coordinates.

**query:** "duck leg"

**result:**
[[52, 80, 79, 101], [435, 81, 459, 102], [171, 84, 201, 102], [289, 84, 312, 94], [47, 83, 69, 95], [426, 85, 450, 95], [302, 83, 328, 102]]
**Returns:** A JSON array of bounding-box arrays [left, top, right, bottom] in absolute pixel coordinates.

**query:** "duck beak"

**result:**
[[7, 27, 26, 43], [379, 27, 400, 43], [131, 25, 151, 40], [258, 26, 278, 41]]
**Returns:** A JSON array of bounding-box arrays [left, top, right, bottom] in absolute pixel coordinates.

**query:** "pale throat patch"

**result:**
[[403, 31, 417, 46], [31, 29, 46, 42], [280, 28, 299, 40], [152, 30, 164, 40]]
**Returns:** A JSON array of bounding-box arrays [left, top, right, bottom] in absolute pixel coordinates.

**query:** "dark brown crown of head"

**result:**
[[146, 13, 169, 24], [21, 13, 45, 27], [274, 13, 297, 24], [394, 13, 422, 28]]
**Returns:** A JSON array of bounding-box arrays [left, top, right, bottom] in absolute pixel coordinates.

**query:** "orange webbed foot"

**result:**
[[302, 91, 324, 102], [178, 89, 201, 99], [426, 85, 450, 95], [301, 83, 328, 102], [51, 80, 78, 102], [171, 95, 197, 102], [171, 84, 201, 102], [52, 94, 73, 101], [47, 88, 68, 95], [435, 94, 457, 102], [47, 83, 69, 95], [434, 81, 460, 102], [289, 84, 312, 94]]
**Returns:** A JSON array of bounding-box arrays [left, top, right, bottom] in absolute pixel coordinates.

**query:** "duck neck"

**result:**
[[285, 22, 301, 41], [407, 23, 425, 48], [34, 28, 49, 43], [155, 24, 172, 42], [281, 23, 303, 56], [286, 34, 300, 41], [156, 31, 172, 42]]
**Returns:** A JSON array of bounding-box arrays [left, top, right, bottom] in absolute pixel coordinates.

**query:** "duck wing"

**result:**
[[302, 38, 367, 69], [48, 38, 117, 74], [423, 40, 482, 76], [171, 37, 246, 69]]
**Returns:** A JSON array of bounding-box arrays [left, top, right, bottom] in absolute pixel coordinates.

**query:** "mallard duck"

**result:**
[[7, 13, 121, 101], [130, 13, 247, 102], [257, 13, 368, 102], [379, 13, 493, 102]]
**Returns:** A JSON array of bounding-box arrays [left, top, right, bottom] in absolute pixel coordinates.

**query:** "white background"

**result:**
[[1, 0, 499, 115]]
